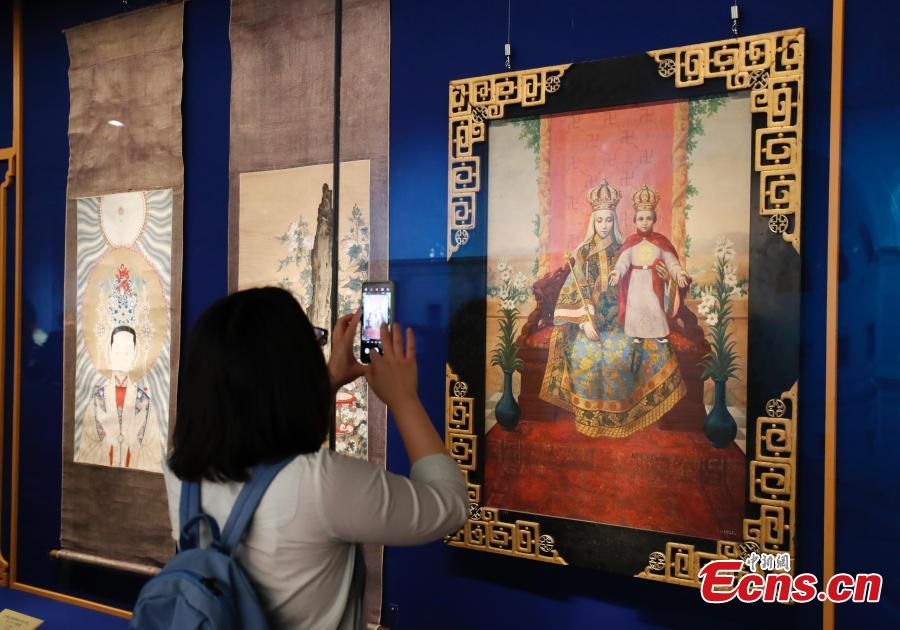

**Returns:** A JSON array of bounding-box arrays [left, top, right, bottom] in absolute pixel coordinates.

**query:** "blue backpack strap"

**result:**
[[179, 480, 206, 550], [179, 479, 227, 552], [220, 457, 293, 555]]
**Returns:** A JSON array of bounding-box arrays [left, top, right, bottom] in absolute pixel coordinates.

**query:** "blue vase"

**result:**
[[495, 370, 521, 430], [704, 378, 737, 448]]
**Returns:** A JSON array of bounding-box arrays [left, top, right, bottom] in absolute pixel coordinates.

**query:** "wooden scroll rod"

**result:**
[[50, 549, 162, 577]]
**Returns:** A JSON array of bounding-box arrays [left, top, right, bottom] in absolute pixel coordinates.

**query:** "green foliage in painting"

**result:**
[[276, 216, 314, 307], [684, 96, 727, 260], [532, 214, 542, 277], [511, 117, 541, 169], [339, 204, 370, 311], [687, 96, 726, 156]]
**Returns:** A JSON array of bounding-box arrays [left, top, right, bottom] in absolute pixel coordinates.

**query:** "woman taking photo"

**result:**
[[164, 287, 467, 628]]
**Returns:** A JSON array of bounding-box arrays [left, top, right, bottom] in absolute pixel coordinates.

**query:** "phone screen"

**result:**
[[360, 282, 393, 363]]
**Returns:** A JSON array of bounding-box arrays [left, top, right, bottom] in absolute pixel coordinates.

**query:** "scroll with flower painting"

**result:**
[[60, 2, 184, 570], [229, 0, 389, 623]]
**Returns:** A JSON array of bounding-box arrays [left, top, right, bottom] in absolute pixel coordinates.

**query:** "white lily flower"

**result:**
[[514, 273, 528, 290], [714, 236, 735, 261]]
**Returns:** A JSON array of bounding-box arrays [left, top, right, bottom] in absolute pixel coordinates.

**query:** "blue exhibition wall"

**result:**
[[835, 1, 900, 624], [0, 0, 896, 627]]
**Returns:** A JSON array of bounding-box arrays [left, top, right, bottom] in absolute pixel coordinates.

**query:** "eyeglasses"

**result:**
[[313, 326, 328, 346]]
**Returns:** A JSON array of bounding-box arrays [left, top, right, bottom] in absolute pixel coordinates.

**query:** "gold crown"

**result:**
[[587, 179, 622, 211], [632, 185, 660, 212]]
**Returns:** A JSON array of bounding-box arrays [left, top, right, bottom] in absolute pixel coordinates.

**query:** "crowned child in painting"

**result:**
[[608, 185, 690, 341]]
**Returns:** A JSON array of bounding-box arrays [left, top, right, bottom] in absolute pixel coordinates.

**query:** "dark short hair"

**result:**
[[168, 287, 331, 482], [110, 325, 137, 346]]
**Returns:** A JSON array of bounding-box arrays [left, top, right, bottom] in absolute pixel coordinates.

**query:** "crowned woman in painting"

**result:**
[[76, 263, 163, 472], [540, 181, 687, 437]]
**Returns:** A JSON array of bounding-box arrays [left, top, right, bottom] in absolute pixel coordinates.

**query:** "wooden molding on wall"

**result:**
[[823, 0, 845, 628], [0, 0, 23, 591], [3, 0, 131, 619]]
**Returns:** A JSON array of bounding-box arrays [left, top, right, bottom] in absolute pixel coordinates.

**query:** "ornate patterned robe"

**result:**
[[76, 377, 163, 472], [540, 235, 686, 437]]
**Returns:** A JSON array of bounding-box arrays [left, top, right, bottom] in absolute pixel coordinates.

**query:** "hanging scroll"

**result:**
[[61, 2, 184, 569], [229, 0, 389, 624]]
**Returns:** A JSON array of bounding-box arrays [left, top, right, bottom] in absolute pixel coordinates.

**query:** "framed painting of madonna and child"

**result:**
[[444, 29, 803, 587]]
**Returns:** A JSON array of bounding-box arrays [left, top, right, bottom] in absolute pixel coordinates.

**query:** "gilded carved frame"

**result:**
[[444, 29, 804, 586]]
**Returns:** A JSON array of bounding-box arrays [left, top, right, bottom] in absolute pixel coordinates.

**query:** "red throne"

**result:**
[[514, 265, 711, 431]]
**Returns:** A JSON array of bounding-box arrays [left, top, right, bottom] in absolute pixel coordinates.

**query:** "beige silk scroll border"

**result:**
[[59, 1, 185, 571], [227, 0, 336, 289], [228, 1, 389, 625], [443, 29, 803, 588]]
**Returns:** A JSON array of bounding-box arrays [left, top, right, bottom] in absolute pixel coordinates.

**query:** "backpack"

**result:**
[[130, 458, 293, 629]]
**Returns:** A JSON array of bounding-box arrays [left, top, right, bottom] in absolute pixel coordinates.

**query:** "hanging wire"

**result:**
[[504, 0, 512, 69], [569, 0, 575, 63], [731, 1, 740, 38]]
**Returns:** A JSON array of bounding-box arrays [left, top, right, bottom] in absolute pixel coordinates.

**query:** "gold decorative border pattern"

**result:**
[[447, 64, 571, 258], [648, 28, 805, 253], [636, 383, 798, 586], [443, 366, 567, 565], [444, 29, 802, 583]]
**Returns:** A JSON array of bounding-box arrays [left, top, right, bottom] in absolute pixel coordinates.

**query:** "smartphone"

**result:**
[[360, 281, 395, 363]]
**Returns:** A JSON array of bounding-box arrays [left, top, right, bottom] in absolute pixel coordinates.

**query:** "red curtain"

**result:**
[[546, 101, 677, 271]]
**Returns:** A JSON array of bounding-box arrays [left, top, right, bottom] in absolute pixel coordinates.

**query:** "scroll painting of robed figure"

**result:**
[[74, 190, 173, 474], [483, 94, 752, 541]]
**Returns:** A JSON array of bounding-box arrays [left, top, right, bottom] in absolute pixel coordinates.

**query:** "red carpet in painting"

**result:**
[[483, 416, 746, 540]]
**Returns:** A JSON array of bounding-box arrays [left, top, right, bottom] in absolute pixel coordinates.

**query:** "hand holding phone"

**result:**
[[366, 322, 448, 465], [327, 310, 367, 394], [365, 322, 419, 410], [360, 281, 394, 363]]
